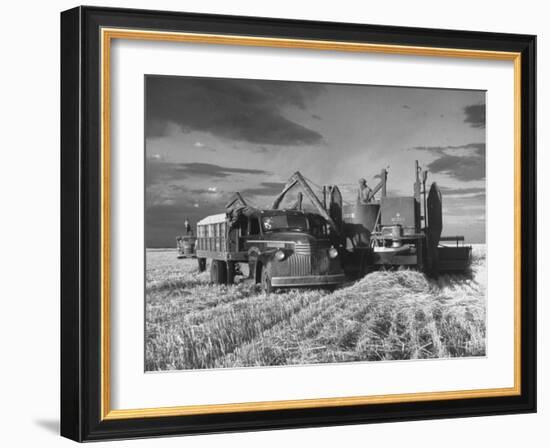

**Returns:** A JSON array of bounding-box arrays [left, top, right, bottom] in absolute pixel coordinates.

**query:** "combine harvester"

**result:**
[[192, 161, 471, 290], [341, 161, 471, 276]]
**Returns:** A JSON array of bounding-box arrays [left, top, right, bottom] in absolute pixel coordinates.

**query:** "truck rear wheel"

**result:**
[[197, 257, 206, 272], [210, 260, 227, 285], [226, 261, 235, 285], [261, 264, 273, 294]]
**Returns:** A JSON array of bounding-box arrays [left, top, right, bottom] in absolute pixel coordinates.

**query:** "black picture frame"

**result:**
[[61, 5, 536, 442]]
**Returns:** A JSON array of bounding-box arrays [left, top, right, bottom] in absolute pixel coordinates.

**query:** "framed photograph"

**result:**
[[60, 6, 536, 442]]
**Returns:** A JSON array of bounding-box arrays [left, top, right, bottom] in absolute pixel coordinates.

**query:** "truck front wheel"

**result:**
[[210, 260, 227, 285], [261, 264, 273, 294]]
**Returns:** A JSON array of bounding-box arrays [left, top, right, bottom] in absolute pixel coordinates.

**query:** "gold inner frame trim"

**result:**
[[100, 27, 522, 421]]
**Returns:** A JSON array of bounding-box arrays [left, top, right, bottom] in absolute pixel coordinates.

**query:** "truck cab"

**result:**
[[195, 208, 346, 292]]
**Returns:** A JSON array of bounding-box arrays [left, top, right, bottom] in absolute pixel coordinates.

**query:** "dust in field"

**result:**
[[145, 247, 486, 371]]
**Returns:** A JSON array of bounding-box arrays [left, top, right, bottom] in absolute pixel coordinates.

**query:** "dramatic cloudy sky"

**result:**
[[145, 75, 486, 247]]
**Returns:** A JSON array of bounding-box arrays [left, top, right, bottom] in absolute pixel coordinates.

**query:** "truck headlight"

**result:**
[[275, 250, 286, 261], [328, 247, 338, 259]]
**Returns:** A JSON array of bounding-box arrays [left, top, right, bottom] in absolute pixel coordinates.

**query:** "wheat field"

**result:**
[[145, 245, 486, 371]]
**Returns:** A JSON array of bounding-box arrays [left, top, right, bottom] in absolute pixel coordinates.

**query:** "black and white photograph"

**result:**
[[144, 76, 487, 371], [51, 3, 538, 443]]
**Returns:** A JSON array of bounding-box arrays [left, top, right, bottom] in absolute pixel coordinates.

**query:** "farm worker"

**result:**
[[358, 178, 373, 203], [184, 219, 192, 235]]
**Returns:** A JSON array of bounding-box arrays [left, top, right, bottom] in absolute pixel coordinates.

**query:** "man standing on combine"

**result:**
[[358, 178, 373, 203]]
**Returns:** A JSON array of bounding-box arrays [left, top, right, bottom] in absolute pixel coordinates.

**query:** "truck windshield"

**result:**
[[262, 214, 308, 232]]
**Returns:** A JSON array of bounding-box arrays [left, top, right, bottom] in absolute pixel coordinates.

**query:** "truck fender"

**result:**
[[253, 260, 263, 283], [252, 254, 277, 284], [247, 247, 261, 283]]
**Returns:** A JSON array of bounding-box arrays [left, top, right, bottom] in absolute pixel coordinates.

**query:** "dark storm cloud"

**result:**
[[413, 143, 485, 153], [168, 184, 189, 193], [444, 193, 486, 204], [190, 187, 217, 194], [412, 143, 485, 181], [146, 76, 324, 146], [145, 158, 185, 186], [241, 182, 286, 197], [463, 103, 486, 128], [181, 163, 268, 178], [439, 186, 486, 196], [146, 158, 269, 186]]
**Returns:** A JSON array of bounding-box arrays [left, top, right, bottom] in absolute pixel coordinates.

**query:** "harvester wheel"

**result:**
[[261, 264, 273, 294], [210, 260, 227, 285], [197, 257, 206, 272]]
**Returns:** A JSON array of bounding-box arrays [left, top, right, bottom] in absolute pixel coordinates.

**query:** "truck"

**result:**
[[194, 193, 346, 292], [176, 235, 197, 259]]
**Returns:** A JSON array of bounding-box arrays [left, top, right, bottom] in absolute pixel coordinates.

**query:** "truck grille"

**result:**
[[294, 242, 312, 256], [289, 243, 330, 276], [313, 252, 330, 274], [288, 254, 311, 276]]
